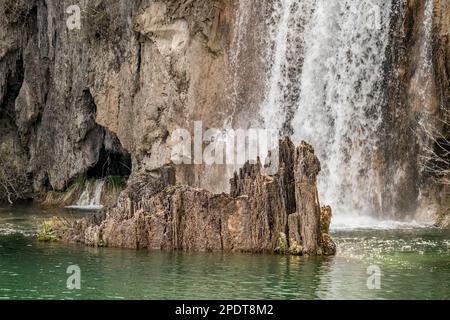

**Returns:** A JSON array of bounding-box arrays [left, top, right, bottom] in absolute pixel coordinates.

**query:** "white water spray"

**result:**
[[66, 179, 105, 210], [262, 0, 394, 221]]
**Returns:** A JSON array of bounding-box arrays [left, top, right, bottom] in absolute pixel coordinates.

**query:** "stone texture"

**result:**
[[0, 0, 270, 198], [431, 0, 450, 224], [294, 141, 322, 255]]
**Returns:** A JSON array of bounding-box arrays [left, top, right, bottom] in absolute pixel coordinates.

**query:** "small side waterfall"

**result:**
[[261, 0, 395, 221], [66, 179, 105, 210]]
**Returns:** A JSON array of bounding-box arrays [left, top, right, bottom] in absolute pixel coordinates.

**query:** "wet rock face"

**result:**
[[60, 138, 336, 255], [432, 0, 450, 221], [380, 0, 450, 219], [1, 0, 135, 193], [292, 141, 322, 255]]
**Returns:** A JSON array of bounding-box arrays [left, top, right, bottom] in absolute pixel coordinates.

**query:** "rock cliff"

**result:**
[[0, 0, 448, 225], [0, 0, 272, 201]]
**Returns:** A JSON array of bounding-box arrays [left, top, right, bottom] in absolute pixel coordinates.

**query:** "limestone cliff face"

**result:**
[[59, 138, 336, 255], [1, 0, 138, 197], [0, 0, 269, 200]]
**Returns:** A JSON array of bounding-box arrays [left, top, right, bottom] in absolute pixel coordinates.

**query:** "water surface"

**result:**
[[0, 206, 449, 299]]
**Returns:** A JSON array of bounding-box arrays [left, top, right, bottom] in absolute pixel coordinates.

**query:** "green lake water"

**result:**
[[0, 206, 449, 300]]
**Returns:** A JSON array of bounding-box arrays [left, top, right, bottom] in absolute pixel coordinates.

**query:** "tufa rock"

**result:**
[[320, 206, 332, 235], [57, 137, 336, 256]]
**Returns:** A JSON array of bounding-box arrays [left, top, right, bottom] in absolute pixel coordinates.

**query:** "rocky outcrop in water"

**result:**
[[58, 138, 336, 255]]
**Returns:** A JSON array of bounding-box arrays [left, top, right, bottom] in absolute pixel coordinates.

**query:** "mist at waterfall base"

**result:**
[[0, 206, 448, 299], [260, 0, 436, 228]]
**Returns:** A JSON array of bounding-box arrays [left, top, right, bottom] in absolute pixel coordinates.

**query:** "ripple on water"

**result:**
[[1, 206, 450, 299]]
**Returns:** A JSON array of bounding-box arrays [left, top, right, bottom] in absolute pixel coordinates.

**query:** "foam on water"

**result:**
[[331, 215, 432, 231], [0, 225, 35, 237], [65, 179, 105, 210]]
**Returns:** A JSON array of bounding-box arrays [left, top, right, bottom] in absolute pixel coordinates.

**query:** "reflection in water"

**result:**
[[0, 206, 449, 299]]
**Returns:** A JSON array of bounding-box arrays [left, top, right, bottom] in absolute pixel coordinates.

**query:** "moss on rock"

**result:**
[[37, 218, 71, 242], [320, 205, 332, 235]]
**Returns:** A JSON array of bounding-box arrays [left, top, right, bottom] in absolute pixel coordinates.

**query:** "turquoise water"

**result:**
[[0, 206, 449, 300]]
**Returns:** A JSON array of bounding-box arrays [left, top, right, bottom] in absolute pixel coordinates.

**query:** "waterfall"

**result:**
[[66, 179, 105, 210], [90, 179, 105, 207], [262, 0, 394, 220], [261, 0, 315, 135]]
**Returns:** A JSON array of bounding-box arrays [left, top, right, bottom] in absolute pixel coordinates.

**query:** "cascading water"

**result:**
[[90, 179, 105, 207], [262, 0, 396, 224], [66, 179, 105, 210], [261, 0, 315, 134]]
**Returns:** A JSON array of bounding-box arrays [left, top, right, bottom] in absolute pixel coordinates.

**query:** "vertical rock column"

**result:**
[[289, 141, 322, 255]]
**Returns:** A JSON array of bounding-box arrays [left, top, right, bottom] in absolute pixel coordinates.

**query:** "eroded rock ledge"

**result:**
[[58, 137, 336, 255]]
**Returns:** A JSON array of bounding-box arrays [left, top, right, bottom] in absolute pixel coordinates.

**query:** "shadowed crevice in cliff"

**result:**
[[86, 130, 132, 179], [81, 89, 132, 180], [0, 52, 32, 203], [0, 52, 24, 122]]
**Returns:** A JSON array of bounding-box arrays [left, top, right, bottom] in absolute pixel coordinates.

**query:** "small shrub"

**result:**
[[0, 143, 31, 204], [70, 174, 87, 191], [83, 2, 119, 42], [102, 176, 127, 207], [289, 241, 303, 256], [105, 176, 127, 191], [37, 217, 71, 242], [277, 232, 288, 254], [164, 186, 176, 194]]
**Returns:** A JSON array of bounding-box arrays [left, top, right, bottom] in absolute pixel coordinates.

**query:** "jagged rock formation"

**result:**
[[58, 138, 336, 255], [290, 142, 322, 255]]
